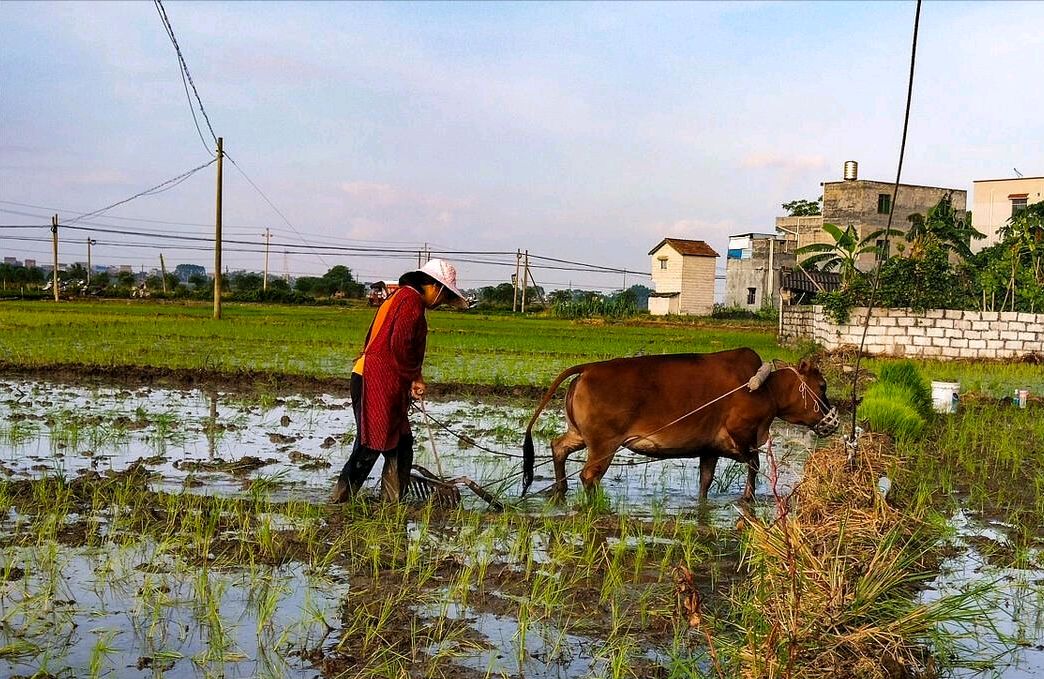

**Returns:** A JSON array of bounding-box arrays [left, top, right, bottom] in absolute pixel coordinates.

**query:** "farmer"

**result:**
[[330, 258, 468, 503]]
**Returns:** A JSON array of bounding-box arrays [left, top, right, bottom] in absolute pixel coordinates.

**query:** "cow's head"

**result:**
[[777, 358, 839, 436]]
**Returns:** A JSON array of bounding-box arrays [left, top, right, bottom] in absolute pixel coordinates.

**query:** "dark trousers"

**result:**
[[338, 374, 414, 501]]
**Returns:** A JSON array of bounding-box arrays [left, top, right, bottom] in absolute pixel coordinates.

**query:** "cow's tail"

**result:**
[[522, 363, 588, 496]]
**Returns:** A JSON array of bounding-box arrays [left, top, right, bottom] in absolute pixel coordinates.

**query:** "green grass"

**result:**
[[3, 300, 1041, 396], [0, 300, 792, 386]]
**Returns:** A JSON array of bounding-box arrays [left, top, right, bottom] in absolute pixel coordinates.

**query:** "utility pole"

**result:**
[[159, 254, 169, 294], [262, 227, 271, 291], [512, 248, 521, 312], [51, 214, 59, 302], [283, 250, 289, 283], [521, 249, 530, 313], [213, 137, 223, 319], [86, 237, 96, 285]]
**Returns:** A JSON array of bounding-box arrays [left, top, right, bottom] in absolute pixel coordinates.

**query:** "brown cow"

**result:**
[[521, 348, 838, 501]]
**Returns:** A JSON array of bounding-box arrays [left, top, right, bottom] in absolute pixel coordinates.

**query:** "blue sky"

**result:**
[[2, 1, 1042, 289]]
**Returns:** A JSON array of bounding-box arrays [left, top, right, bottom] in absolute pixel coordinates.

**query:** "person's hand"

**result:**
[[411, 379, 427, 400]]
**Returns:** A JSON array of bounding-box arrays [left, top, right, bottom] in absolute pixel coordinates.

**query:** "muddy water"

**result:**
[[0, 378, 813, 514], [2, 378, 1042, 678]]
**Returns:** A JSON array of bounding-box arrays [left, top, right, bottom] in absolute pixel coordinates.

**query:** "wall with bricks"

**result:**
[[780, 305, 1044, 359]]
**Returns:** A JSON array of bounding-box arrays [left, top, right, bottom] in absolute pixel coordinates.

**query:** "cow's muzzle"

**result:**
[[814, 407, 840, 436]]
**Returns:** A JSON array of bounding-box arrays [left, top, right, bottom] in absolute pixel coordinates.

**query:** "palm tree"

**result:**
[[796, 223, 902, 285], [906, 193, 984, 260]]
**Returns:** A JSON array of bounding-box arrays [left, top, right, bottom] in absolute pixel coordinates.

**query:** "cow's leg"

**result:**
[[698, 455, 719, 500], [742, 450, 760, 503], [551, 429, 586, 501], [579, 444, 617, 496]]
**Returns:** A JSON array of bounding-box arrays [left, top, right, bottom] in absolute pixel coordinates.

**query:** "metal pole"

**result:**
[[51, 215, 59, 302], [512, 249, 521, 312], [263, 227, 270, 292], [213, 137, 223, 319]]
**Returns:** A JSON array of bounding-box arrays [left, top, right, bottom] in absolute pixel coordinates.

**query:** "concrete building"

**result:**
[[647, 237, 719, 316], [777, 161, 966, 269], [24, 259, 36, 268], [724, 233, 796, 310], [3, 257, 19, 266], [972, 175, 1044, 251]]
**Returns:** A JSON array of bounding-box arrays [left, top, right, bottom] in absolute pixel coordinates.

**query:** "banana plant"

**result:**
[[795, 223, 902, 286]]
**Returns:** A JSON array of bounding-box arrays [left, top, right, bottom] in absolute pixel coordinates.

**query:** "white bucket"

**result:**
[[931, 381, 960, 414]]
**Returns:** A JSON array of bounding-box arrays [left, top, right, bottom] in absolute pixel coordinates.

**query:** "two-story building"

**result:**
[[724, 232, 797, 310], [777, 161, 967, 269], [972, 175, 1044, 251], [647, 237, 719, 316]]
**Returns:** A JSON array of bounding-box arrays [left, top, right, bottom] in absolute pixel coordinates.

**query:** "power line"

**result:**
[[63, 159, 216, 226], [153, 0, 218, 151]]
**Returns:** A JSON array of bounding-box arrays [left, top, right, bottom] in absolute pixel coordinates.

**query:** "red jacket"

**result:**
[[354, 287, 427, 451]]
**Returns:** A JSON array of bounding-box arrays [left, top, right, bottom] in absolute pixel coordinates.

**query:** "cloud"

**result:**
[[340, 181, 473, 212], [741, 153, 829, 172]]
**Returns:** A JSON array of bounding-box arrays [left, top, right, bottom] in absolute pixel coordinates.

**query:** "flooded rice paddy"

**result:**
[[0, 378, 1041, 678]]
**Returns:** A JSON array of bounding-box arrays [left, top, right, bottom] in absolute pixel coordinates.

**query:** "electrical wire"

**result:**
[[847, 0, 922, 448], [63, 159, 216, 226], [153, 0, 218, 150]]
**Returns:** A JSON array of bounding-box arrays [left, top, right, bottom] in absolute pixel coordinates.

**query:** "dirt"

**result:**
[[0, 361, 554, 401], [172, 455, 278, 474]]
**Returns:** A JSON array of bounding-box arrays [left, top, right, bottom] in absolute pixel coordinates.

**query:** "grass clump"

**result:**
[[858, 360, 932, 439], [710, 435, 993, 679]]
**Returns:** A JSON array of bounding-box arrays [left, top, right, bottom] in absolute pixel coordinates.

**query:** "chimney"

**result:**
[[843, 160, 858, 181]]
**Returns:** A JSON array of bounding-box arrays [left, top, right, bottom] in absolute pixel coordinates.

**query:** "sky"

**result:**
[[2, 1, 1043, 291]]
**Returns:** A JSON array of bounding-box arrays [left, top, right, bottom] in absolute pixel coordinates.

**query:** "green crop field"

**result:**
[[1, 300, 1040, 394]]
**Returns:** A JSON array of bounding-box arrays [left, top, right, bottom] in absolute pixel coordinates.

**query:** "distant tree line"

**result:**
[[0, 262, 367, 304]]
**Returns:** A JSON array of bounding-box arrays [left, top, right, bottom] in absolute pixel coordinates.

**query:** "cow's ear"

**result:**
[[798, 357, 813, 373]]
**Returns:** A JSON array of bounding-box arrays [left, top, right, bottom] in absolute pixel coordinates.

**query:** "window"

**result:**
[[877, 193, 892, 214], [747, 287, 756, 305], [659, 258, 668, 270], [1011, 197, 1028, 217]]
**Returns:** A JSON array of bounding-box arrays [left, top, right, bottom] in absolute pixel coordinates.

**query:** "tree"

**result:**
[[991, 201, 1044, 312], [117, 271, 137, 288], [782, 196, 822, 216], [795, 223, 901, 286], [905, 193, 984, 260], [315, 265, 364, 297], [188, 273, 209, 289], [230, 272, 264, 294], [174, 263, 207, 282]]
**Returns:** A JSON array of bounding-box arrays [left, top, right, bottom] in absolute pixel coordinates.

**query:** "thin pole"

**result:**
[[213, 136, 223, 319], [263, 227, 271, 291], [513, 249, 521, 312], [86, 237, 94, 286], [521, 249, 529, 313], [159, 254, 169, 294], [51, 214, 59, 302]]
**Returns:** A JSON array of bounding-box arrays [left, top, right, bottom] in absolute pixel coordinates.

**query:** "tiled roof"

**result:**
[[780, 267, 841, 294], [648, 238, 720, 257]]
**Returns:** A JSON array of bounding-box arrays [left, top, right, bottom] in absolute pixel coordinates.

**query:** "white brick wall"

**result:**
[[780, 306, 1044, 360]]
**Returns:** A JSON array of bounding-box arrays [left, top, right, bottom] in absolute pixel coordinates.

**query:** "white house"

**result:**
[[647, 237, 719, 316]]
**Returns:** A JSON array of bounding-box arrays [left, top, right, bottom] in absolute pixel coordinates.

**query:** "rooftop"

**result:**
[[648, 238, 719, 258]]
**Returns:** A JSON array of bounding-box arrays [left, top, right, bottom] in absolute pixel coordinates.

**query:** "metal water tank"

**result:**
[[844, 160, 858, 181]]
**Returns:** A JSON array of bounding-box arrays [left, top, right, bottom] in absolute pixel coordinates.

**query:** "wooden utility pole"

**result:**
[[521, 249, 530, 313], [51, 214, 59, 302], [86, 237, 96, 285], [262, 227, 271, 291], [512, 248, 521, 312], [159, 254, 169, 294], [213, 137, 224, 319]]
